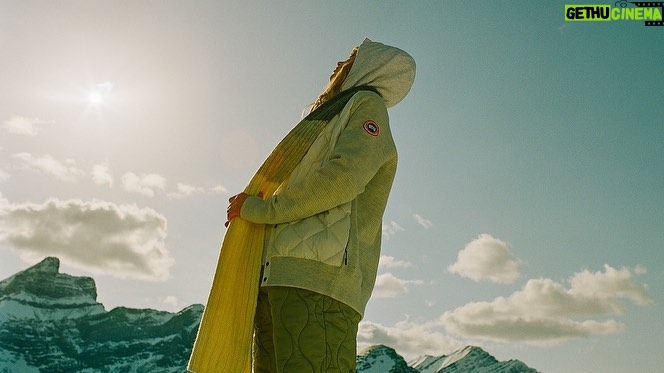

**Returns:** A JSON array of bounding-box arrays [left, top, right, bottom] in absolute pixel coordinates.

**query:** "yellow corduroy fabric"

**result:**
[[188, 87, 375, 373]]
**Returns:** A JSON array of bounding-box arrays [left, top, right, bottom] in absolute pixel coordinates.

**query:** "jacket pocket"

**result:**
[[269, 202, 351, 267]]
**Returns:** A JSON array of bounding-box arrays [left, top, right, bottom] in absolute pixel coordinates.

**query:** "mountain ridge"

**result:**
[[0, 257, 539, 372], [405, 344, 538, 373]]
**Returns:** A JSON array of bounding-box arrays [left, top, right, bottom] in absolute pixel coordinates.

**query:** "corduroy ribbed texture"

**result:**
[[187, 87, 375, 373]]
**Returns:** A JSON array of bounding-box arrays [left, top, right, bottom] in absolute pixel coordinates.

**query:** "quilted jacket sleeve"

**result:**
[[240, 92, 395, 225]]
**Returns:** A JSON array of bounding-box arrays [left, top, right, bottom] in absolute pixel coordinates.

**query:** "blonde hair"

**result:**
[[310, 47, 358, 112]]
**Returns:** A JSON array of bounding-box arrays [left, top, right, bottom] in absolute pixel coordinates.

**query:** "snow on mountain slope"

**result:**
[[409, 345, 539, 373], [357, 345, 418, 372], [357, 344, 539, 373], [0, 257, 104, 321], [0, 257, 203, 372]]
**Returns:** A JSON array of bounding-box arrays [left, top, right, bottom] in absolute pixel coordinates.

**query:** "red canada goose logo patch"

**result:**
[[363, 120, 380, 136]]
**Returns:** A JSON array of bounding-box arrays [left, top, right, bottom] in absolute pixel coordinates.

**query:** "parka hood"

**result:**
[[341, 38, 416, 108]]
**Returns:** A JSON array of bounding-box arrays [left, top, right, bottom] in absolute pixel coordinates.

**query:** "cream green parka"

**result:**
[[240, 39, 415, 317]]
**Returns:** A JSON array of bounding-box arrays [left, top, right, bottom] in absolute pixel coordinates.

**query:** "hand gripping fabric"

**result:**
[[187, 86, 377, 373]]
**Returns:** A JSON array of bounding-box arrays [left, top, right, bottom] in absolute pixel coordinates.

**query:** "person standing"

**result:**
[[226, 38, 416, 372]]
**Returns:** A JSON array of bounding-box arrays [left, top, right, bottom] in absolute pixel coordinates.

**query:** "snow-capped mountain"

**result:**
[[407, 345, 539, 373], [0, 257, 539, 372], [356, 345, 538, 373], [0, 257, 203, 372], [357, 345, 418, 372]]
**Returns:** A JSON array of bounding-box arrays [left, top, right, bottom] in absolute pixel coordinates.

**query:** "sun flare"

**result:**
[[87, 81, 113, 106], [88, 92, 103, 105]]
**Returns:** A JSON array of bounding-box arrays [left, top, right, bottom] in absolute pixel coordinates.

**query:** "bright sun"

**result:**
[[88, 92, 103, 105], [87, 81, 113, 106]]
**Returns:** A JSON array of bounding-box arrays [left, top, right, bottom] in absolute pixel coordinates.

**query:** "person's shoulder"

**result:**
[[352, 90, 384, 103], [348, 90, 387, 113]]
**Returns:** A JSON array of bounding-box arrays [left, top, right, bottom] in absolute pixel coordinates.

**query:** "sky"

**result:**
[[1, 1, 662, 372]]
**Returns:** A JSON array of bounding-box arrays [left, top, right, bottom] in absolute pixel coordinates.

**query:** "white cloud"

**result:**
[[211, 185, 228, 194], [372, 273, 423, 298], [358, 264, 651, 357], [122, 172, 166, 197], [440, 265, 651, 344], [91, 163, 114, 188], [412, 213, 433, 229], [3, 116, 53, 136], [569, 264, 652, 306], [159, 295, 186, 312], [358, 319, 461, 359], [0, 198, 174, 281], [448, 234, 521, 284], [161, 295, 179, 307], [379, 255, 413, 269], [382, 221, 404, 239], [12, 153, 85, 182], [167, 183, 206, 199]]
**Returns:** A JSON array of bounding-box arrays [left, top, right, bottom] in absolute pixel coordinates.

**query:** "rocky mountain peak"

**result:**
[[0, 257, 103, 321], [410, 345, 539, 373], [0, 257, 57, 293], [0, 257, 204, 372], [29, 256, 60, 273], [357, 344, 418, 372]]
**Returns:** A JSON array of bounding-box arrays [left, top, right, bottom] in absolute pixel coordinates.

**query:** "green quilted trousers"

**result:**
[[253, 286, 362, 373]]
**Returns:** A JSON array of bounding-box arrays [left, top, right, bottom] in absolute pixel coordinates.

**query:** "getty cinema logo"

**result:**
[[565, 1, 664, 26]]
